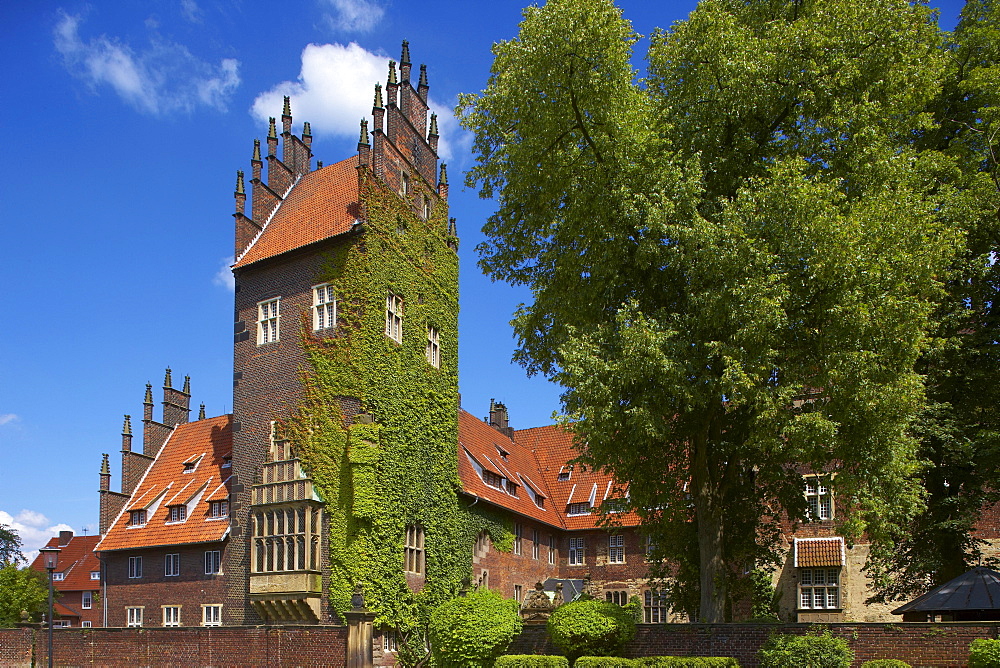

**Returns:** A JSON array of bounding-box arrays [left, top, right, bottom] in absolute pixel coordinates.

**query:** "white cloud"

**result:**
[[321, 0, 385, 34], [0, 510, 74, 564], [213, 256, 235, 291], [180, 0, 203, 23], [251, 42, 465, 160], [0, 414, 18, 426], [53, 10, 240, 115]]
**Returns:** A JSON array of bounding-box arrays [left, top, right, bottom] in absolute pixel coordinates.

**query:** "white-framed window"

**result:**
[[805, 476, 833, 520], [386, 292, 403, 343], [514, 584, 523, 603], [128, 509, 147, 527], [90, 571, 100, 580], [257, 297, 280, 344], [126, 607, 143, 627], [382, 628, 399, 653], [608, 535, 625, 564], [606, 590, 628, 606], [52, 572, 64, 581], [567, 502, 591, 516], [422, 195, 431, 220], [568, 537, 585, 565], [82, 591, 93, 609], [548, 535, 556, 565], [644, 590, 668, 623], [52, 620, 71, 628], [209, 500, 229, 518], [405, 525, 425, 574], [313, 284, 336, 331], [799, 568, 840, 609], [128, 556, 142, 579], [401, 172, 410, 197], [162, 606, 181, 627], [82, 621, 92, 628], [645, 535, 658, 560], [205, 550, 222, 575], [513, 523, 522, 556], [426, 325, 440, 368], [532, 529, 540, 560], [168, 505, 187, 523], [165, 553, 180, 577], [202, 605, 222, 627]]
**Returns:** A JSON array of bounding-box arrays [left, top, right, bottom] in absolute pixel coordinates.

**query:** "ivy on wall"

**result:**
[[281, 168, 513, 631]]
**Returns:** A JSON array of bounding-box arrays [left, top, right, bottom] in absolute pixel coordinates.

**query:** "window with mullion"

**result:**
[[258, 298, 280, 344], [313, 284, 336, 331]]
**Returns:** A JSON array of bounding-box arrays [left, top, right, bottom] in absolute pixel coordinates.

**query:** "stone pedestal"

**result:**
[[345, 608, 376, 668]]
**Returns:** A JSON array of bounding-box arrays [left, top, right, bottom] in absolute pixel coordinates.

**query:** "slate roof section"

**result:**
[[893, 566, 1000, 614], [97, 415, 232, 552], [29, 534, 100, 592], [794, 537, 845, 568], [233, 156, 360, 269]]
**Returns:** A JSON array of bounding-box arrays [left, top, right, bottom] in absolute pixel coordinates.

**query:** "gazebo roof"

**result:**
[[893, 566, 1000, 614]]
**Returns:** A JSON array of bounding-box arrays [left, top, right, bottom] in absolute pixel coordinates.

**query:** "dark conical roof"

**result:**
[[893, 566, 1000, 614]]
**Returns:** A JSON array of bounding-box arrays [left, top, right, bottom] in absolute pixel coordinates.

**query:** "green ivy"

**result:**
[[280, 170, 513, 632]]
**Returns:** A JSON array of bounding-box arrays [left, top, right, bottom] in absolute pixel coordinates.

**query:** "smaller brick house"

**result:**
[[96, 372, 232, 628], [29, 531, 102, 628]]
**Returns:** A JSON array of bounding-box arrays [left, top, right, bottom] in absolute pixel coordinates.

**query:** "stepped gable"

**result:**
[[457, 410, 562, 528], [97, 414, 232, 551], [31, 534, 100, 590], [515, 423, 638, 531], [233, 155, 360, 269]]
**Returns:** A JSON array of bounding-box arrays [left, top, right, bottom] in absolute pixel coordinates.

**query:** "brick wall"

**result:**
[[28, 626, 347, 667], [0, 627, 32, 667], [510, 622, 1000, 667]]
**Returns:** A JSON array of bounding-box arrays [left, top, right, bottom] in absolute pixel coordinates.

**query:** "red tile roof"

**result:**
[[456, 411, 638, 531], [29, 534, 100, 592], [97, 415, 232, 552], [794, 537, 845, 568], [233, 156, 360, 268]]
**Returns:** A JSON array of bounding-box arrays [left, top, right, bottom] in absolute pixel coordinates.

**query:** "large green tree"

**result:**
[[0, 565, 47, 627], [0, 524, 24, 566], [461, 0, 961, 621]]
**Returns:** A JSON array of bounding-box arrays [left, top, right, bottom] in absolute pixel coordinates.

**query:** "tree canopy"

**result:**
[[0, 565, 47, 627], [459, 0, 991, 621], [0, 524, 24, 567]]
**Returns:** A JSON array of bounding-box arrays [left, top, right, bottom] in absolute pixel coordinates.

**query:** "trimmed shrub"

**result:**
[[860, 661, 911, 668], [636, 659, 741, 667], [495, 656, 571, 668], [428, 588, 523, 668], [547, 599, 638, 661], [969, 638, 1000, 668], [758, 630, 853, 668], [575, 658, 637, 667]]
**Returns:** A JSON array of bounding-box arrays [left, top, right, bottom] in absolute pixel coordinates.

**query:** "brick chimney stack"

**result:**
[[488, 399, 514, 439]]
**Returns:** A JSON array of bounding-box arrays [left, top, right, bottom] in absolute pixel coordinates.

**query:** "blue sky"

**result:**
[[0, 0, 967, 556]]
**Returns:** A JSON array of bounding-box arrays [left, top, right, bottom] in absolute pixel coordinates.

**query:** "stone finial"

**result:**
[[359, 119, 370, 146], [429, 113, 439, 138], [317, 161, 324, 169], [101, 453, 110, 475], [199, 403, 206, 420], [303, 121, 312, 137], [182, 375, 191, 395], [373, 84, 384, 109], [235, 170, 245, 195], [439, 163, 448, 185], [164, 367, 173, 388], [388, 61, 398, 85], [282, 95, 292, 118], [400, 40, 411, 65], [122, 415, 132, 436], [253, 139, 261, 162], [144, 383, 153, 405], [268, 117, 277, 139], [419, 64, 428, 87]]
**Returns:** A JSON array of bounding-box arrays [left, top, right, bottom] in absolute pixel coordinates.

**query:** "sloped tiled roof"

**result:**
[[29, 534, 100, 592], [233, 156, 360, 269], [893, 566, 1000, 614], [456, 412, 639, 531], [97, 415, 232, 552], [794, 537, 845, 568]]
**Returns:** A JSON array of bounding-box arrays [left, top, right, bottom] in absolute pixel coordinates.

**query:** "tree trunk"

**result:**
[[693, 429, 727, 623]]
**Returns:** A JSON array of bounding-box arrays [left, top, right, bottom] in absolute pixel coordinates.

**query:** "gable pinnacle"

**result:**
[[122, 415, 132, 436], [236, 170, 245, 194], [440, 163, 448, 185], [282, 95, 292, 118], [429, 113, 439, 138], [359, 119, 370, 145], [253, 139, 261, 162], [419, 64, 428, 87], [400, 40, 411, 65], [268, 117, 277, 139], [388, 61, 398, 85], [199, 403, 206, 420], [303, 121, 312, 137], [164, 367, 173, 388], [101, 453, 110, 475], [374, 83, 384, 109], [182, 375, 191, 394]]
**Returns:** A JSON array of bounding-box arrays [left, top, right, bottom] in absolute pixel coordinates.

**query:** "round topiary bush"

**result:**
[[758, 630, 853, 668], [860, 661, 911, 668], [969, 638, 1000, 668], [546, 599, 638, 662], [428, 588, 524, 668]]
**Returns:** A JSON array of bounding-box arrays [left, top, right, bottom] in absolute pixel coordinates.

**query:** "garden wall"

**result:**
[[510, 622, 1000, 667], [0, 629, 31, 667]]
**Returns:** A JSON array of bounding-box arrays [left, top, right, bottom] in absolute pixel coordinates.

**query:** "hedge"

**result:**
[[495, 656, 571, 668], [860, 661, 911, 668], [969, 638, 1000, 668]]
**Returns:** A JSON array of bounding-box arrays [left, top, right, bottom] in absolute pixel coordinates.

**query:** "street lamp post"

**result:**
[[38, 545, 60, 668]]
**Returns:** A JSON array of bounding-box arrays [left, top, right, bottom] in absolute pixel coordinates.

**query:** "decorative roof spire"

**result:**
[[253, 139, 261, 162], [303, 121, 312, 137], [359, 119, 370, 145], [429, 113, 439, 138], [419, 64, 428, 87], [439, 163, 448, 185], [144, 383, 153, 405], [182, 375, 191, 394], [268, 117, 277, 139], [282, 95, 292, 117], [164, 367, 173, 388], [101, 453, 110, 475], [122, 415, 132, 436], [235, 170, 245, 194], [388, 61, 398, 85], [199, 404, 206, 420], [400, 40, 411, 65], [373, 83, 384, 109], [317, 161, 324, 169]]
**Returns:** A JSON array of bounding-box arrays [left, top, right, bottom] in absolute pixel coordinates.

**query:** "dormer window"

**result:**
[[567, 502, 591, 516], [483, 469, 504, 490], [209, 501, 229, 518], [557, 465, 572, 481], [129, 509, 147, 527], [222, 456, 232, 469], [168, 505, 187, 523], [52, 572, 65, 581], [496, 446, 509, 461], [183, 462, 196, 473]]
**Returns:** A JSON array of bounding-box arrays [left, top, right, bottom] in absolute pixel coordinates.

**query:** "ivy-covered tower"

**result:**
[[227, 41, 461, 627]]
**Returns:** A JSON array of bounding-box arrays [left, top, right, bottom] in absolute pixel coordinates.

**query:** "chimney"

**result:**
[[488, 399, 514, 439], [58, 530, 73, 547]]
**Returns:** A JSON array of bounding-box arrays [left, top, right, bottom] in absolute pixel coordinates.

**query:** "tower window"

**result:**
[[422, 195, 431, 220], [386, 293, 403, 343], [257, 298, 280, 344], [401, 172, 410, 196], [313, 284, 336, 331], [426, 325, 440, 367], [404, 525, 425, 574]]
